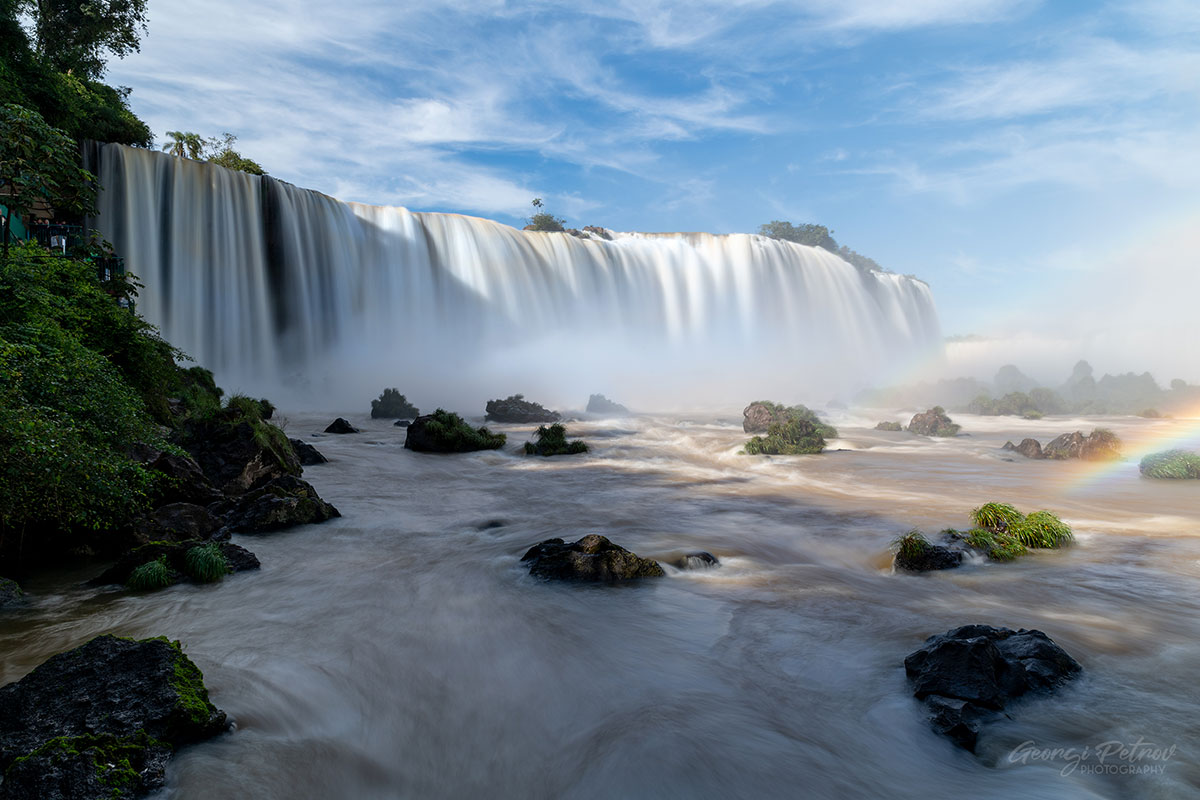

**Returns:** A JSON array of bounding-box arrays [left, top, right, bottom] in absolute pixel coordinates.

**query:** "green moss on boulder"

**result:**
[[404, 410, 507, 453]]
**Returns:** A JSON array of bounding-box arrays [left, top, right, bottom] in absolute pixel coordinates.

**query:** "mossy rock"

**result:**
[[484, 394, 560, 423], [404, 410, 506, 453], [907, 406, 960, 437], [743, 416, 828, 455], [521, 535, 665, 582], [524, 424, 589, 456], [370, 388, 419, 419], [0, 578, 24, 608], [875, 421, 904, 432]]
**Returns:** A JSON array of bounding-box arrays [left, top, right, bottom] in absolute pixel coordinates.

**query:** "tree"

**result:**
[[757, 220, 838, 251], [0, 103, 96, 258], [21, 0, 148, 80], [526, 197, 565, 232], [204, 132, 265, 175], [161, 130, 205, 160]]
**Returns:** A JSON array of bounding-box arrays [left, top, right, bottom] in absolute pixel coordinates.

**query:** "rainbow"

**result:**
[[1066, 403, 1200, 490]]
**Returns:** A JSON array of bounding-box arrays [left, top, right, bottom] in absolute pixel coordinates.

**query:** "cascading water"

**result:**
[[85, 143, 941, 409]]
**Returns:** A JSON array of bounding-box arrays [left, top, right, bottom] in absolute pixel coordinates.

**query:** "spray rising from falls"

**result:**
[[86, 143, 942, 409]]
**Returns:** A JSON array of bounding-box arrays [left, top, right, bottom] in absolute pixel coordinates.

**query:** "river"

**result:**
[[3, 409, 1197, 798]]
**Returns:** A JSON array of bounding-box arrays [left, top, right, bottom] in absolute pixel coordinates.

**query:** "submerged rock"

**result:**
[[0, 578, 24, 608], [211, 475, 340, 534], [904, 625, 1081, 752], [521, 535, 665, 582], [1043, 429, 1121, 461], [907, 407, 961, 437], [1002, 438, 1044, 459], [485, 394, 560, 423], [324, 417, 359, 434], [0, 635, 227, 799], [674, 552, 720, 570], [587, 394, 629, 415], [289, 438, 328, 465]]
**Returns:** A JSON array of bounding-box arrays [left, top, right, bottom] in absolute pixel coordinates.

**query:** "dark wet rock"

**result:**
[[93, 541, 259, 587], [907, 407, 961, 437], [904, 625, 1081, 752], [565, 227, 588, 239], [1002, 438, 1044, 459], [131, 503, 221, 547], [0, 635, 226, 799], [587, 394, 630, 415], [324, 417, 359, 434], [1043, 429, 1122, 461], [674, 552, 720, 570], [894, 542, 964, 572], [130, 445, 222, 507], [404, 410, 506, 453], [521, 534, 665, 582], [0, 578, 23, 608], [289, 438, 328, 465], [875, 421, 904, 432], [175, 418, 301, 495], [393, 419, 410, 428], [476, 519, 509, 531], [210, 475, 340, 534], [485, 394, 560, 423], [582, 225, 613, 240]]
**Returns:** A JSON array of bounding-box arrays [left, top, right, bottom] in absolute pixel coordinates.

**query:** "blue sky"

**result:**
[[105, 0, 1200, 379]]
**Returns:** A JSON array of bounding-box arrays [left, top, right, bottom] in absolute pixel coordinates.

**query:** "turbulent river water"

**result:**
[[3, 409, 1198, 799]]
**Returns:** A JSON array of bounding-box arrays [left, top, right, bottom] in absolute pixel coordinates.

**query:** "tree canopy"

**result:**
[[161, 131, 267, 175], [21, 0, 149, 81]]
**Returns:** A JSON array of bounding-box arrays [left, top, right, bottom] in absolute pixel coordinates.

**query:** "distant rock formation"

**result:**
[[587, 393, 629, 415], [907, 407, 960, 437], [484, 394, 560, 423]]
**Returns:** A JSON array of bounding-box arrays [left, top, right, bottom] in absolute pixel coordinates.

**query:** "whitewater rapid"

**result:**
[[84, 143, 940, 408]]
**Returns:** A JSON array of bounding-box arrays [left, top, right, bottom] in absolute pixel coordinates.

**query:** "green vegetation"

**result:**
[[970, 502, 1024, 532], [526, 197, 565, 232], [893, 530, 931, 561], [371, 387, 419, 419], [757, 220, 887, 274], [1012, 510, 1074, 548], [749, 401, 838, 438], [6, 730, 164, 798], [417, 409, 506, 451], [524, 423, 589, 456], [1139, 449, 1200, 479], [166, 636, 221, 727], [162, 130, 266, 175], [126, 556, 171, 590], [875, 421, 903, 431], [744, 416, 829, 455], [184, 543, 229, 583], [967, 388, 1066, 417], [959, 503, 1071, 561]]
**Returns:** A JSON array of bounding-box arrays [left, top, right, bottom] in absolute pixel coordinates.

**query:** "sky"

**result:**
[[104, 0, 1200, 383]]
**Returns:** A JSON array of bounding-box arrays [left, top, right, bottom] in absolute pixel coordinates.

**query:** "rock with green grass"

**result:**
[[907, 406, 961, 437], [174, 395, 301, 494], [521, 534, 665, 582], [1139, 449, 1200, 479], [524, 424, 589, 457], [485, 394, 560, 423], [404, 410, 507, 453], [743, 416, 830, 455], [95, 540, 259, 589], [742, 401, 836, 437], [875, 421, 904, 432], [211, 475, 340, 534], [370, 388, 419, 419], [0, 635, 227, 799], [892, 530, 964, 572], [1043, 429, 1121, 461]]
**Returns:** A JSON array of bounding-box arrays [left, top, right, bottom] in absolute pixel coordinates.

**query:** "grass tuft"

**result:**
[[970, 502, 1024, 532], [184, 542, 229, 583], [524, 423, 589, 456], [126, 556, 172, 591], [1011, 510, 1074, 548], [892, 529, 930, 560]]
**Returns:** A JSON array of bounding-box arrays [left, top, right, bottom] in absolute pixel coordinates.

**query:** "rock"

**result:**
[[289, 438, 328, 465], [1002, 438, 1044, 459], [875, 421, 904, 432], [393, 419, 410, 428], [485, 394, 560, 423], [582, 225, 613, 241], [521, 534, 665, 582], [324, 417, 359, 434], [130, 445, 222, 506], [131, 503, 221, 547], [587, 393, 629, 415], [907, 407, 961, 437], [894, 542, 964, 572], [0, 578, 24, 608], [370, 389, 419, 419], [674, 552, 720, 570], [93, 541, 259, 587], [904, 625, 1081, 752], [175, 417, 301, 495], [1043, 429, 1122, 461], [0, 635, 227, 799], [211, 475, 340, 534], [743, 401, 789, 433], [404, 410, 507, 453], [565, 228, 588, 238]]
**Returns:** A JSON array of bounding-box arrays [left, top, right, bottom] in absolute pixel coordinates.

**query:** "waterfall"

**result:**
[[85, 143, 942, 410]]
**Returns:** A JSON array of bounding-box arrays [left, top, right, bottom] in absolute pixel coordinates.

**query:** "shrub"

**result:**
[[524, 423, 589, 456], [371, 388, 419, 419], [1010, 511, 1074, 548], [126, 556, 172, 591], [744, 416, 828, 455], [893, 530, 930, 561], [1139, 450, 1200, 479], [875, 421, 903, 431], [409, 409, 506, 452], [184, 543, 229, 583], [970, 502, 1024, 532]]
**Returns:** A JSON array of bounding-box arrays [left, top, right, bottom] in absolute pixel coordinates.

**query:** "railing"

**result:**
[[1, 210, 126, 290]]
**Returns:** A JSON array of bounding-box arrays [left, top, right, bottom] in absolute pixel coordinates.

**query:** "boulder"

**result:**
[[210, 475, 340, 534], [485, 394, 560, 423], [674, 552, 720, 570], [894, 541, 964, 572], [1043, 429, 1122, 461], [907, 407, 961, 437], [130, 503, 221, 547], [904, 625, 1081, 752], [324, 417, 359, 434], [289, 438, 328, 465], [521, 535, 665, 582], [0, 578, 23, 608], [0, 635, 227, 799], [582, 225, 613, 240], [875, 421, 904, 432], [93, 541, 259, 587], [129, 445, 222, 507], [370, 389, 419, 419], [404, 410, 506, 453], [587, 394, 629, 415], [393, 420, 411, 428], [1002, 438, 1044, 459], [743, 401, 788, 433], [175, 418, 301, 495]]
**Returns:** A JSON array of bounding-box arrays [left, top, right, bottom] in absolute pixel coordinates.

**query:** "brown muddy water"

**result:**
[[2, 410, 1198, 799]]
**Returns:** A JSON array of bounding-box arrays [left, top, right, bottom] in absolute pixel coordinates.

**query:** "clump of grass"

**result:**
[[986, 535, 1028, 561], [184, 543, 230, 583], [963, 527, 995, 549], [893, 530, 930, 561], [971, 502, 1024, 532], [743, 417, 828, 455], [127, 556, 172, 591], [410, 409, 506, 452], [524, 423, 589, 456], [1011, 510, 1074, 548], [1140, 449, 1200, 479]]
